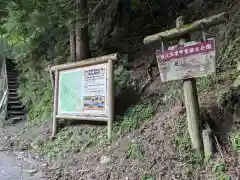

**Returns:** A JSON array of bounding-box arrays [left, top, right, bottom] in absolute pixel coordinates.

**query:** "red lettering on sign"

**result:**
[[156, 39, 215, 61]]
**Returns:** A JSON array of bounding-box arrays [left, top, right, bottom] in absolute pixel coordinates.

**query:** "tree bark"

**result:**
[[69, 22, 76, 62], [76, 0, 90, 61]]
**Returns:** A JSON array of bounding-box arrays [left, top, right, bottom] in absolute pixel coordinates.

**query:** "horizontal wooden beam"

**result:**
[[56, 114, 108, 121], [143, 12, 227, 44], [50, 53, 119, 71]]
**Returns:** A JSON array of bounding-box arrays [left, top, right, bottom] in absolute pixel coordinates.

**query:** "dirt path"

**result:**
[[0, 120, 46, 180], [0, 151, 43, 180]]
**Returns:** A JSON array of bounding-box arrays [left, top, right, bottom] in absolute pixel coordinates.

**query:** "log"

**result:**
[[143, 12, 226, 44], [50, 53, 119, 71]]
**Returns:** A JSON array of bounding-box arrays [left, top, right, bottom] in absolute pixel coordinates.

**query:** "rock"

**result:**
[[25, 168, 38, 174], [17, 155, 23, 160], [40, 163, 48, 168], [100, 155, 111, 165]]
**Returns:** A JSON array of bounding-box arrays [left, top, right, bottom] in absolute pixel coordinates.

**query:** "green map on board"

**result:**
[[58, 69, 84, 114]]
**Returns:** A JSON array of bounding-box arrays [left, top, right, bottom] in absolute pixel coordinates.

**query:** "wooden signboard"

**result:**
[[156, 38, 216, 82], [58, 63, 108, 118], [50, 53, 118, 138]]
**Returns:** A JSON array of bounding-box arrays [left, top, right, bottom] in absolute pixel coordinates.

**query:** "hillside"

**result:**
[[0, 0, 240, 179]]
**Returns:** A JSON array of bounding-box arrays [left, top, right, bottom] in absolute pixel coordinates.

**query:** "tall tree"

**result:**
[[76, 0, 90, 61], [68, 20, 76, 62]]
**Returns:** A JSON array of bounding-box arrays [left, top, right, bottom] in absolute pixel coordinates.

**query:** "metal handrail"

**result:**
[[0, 55, 8, 120]]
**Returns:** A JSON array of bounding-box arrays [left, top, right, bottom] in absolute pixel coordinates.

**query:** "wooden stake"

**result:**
[[107, 60, 114, 139], [202, 129, 213, 159], [177, 16, 203, 156], [52, 70, 59, 138]]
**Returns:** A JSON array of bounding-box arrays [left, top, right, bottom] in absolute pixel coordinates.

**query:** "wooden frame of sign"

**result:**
[[50, 53, 118, 139]]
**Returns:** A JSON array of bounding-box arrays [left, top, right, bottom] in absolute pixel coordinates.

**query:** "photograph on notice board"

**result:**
[[83, 96, 105, 110]]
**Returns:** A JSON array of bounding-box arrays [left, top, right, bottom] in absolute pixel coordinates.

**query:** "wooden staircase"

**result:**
[[6, 59, 25, 123]]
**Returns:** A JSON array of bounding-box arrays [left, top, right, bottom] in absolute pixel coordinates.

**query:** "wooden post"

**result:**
[[202, 129, 213, 159], [107, 60, 114, 139], [176, 16, 203, 156], [52, 70, 59, 138]]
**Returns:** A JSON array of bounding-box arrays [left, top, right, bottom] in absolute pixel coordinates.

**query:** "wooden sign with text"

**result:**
[[156, 38, 216, 82]]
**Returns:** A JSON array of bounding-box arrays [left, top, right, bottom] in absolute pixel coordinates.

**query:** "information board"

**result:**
[[156, 38, 216, 82], [58, 63, 108, 117]]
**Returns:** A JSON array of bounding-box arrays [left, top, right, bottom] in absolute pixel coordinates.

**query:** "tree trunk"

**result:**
[[69, 22, 76, 62], [76, 0, 90, 61]]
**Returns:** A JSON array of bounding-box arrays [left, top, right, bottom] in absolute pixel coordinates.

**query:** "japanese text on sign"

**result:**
[[156, 38, 216, 82], [156, 40, 214, 61]]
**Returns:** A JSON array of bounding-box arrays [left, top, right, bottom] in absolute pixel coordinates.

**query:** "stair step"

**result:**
[[7, 74, 17, 77], [9, 92, 19, 97], [8, 81, 19, 84], [9, 116, 24, 124], [8, 82, 18, 85], [8, 104, 24, 109], [8, 77, 19, 80], [8, 107, 24, 112], [7, 70, 17, 73], [9, 86, 18, 89], [8, 100, 22, 105], [8, 84, 18, 89], [7, 72, 18, 74], [8, 111, 25, 116], [8, 96, 21, 101], [9, 89, 18, 93]]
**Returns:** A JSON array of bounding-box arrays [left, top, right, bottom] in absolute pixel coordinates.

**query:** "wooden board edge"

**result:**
[[50, 53, 119, 72], [143, 12, 226, 44], [56, 115, 108, 121]]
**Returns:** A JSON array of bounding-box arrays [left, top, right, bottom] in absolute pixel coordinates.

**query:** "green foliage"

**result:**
[[114, 99, 155, 134], [174, 117, 204, 178], [114, 66, 135, 92], [163, 82, 182, 105], [30, 97, 156, 159], [31, 125, 105, 160], [175, 118, 191, 153], [212, 163, 231, 180], [230, 132, 240, 152], [126, 140, 144, 160], [197, 37, 240, 92], [141, 174, 155, 180], [0, 0, 71, 127], [15, 53, 53, 126], [197, 68, 239, 92]]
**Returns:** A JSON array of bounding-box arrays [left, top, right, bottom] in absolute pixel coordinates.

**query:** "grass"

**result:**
[[212, 162, 231, 180], [141, 174, 155, 180], [113, 98, 155, 135], [197, 68, 239, 92], [31, 125, 105, 159], [126, 140, 144, 160], [30, 97, 156, 160], [174, 117, 204, 178], [230, 132, 240, 152]]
